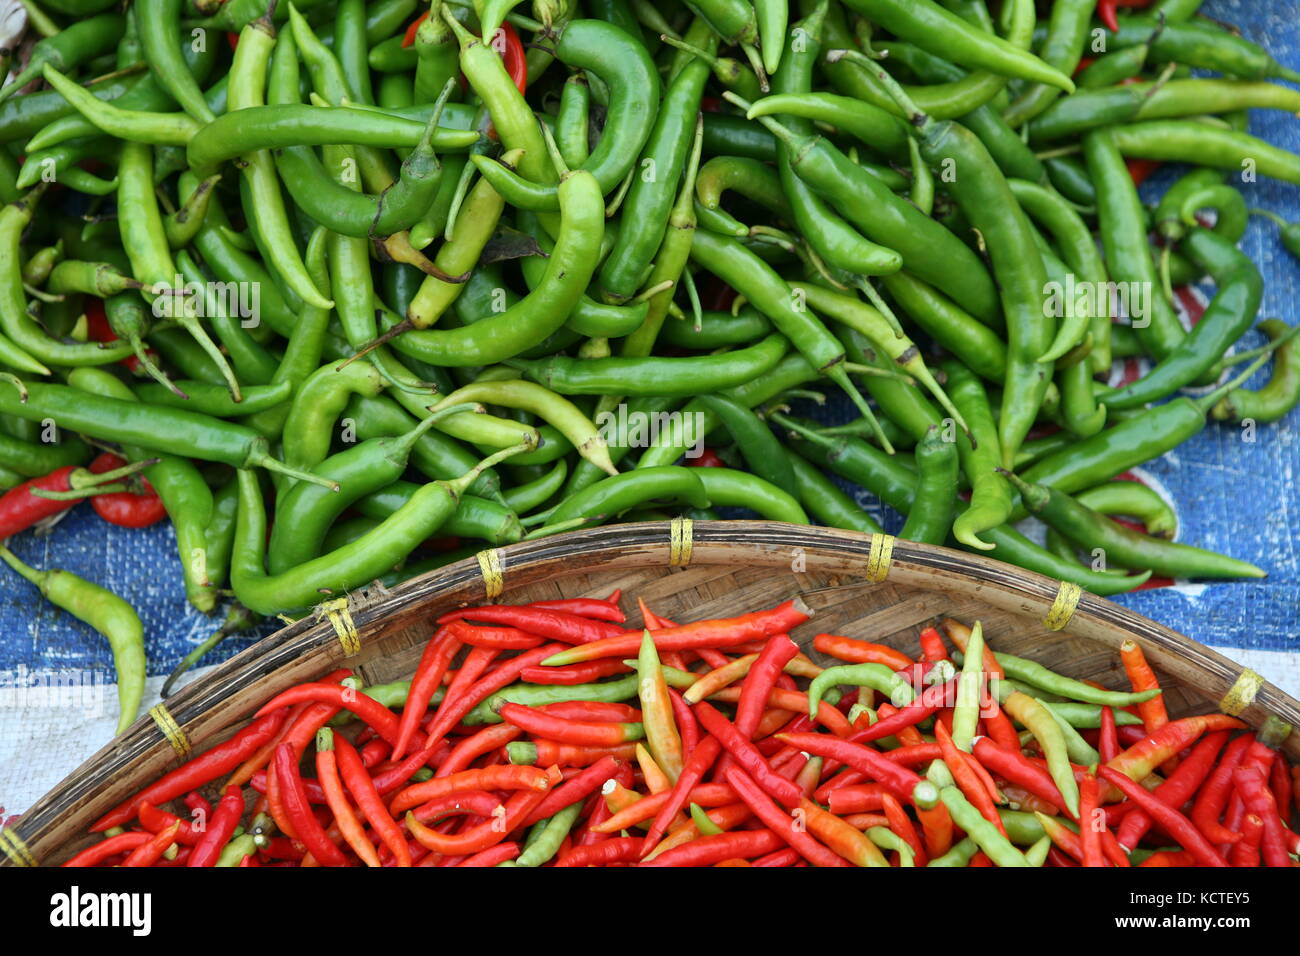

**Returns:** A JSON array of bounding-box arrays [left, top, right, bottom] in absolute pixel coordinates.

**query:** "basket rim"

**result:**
[[7, 520, 1297, 866]]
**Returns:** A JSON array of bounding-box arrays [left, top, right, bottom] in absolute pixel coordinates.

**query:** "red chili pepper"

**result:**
[[640, 738, 721, 854], [641, 827, 785, 867], [776, 732, 923, 803], [528, 739, 638, 767], [120, 817, 181, 867], [255, 683, 402, 746], [543, 599, 812, 667], [458, 842, 521, 866], [1119, 640, 1169, 736], [393, 627, 461, 760], [187, 785, 244, 868], [0, 466, 85, 538], [528, 597, 627, 623], [695, 702, 803, 809], [446, 619, 545, 650], [734, 635, 799, 740], [813, 633, 914, 671], [401, 11, 428, 47], [552, 835, 641, 866], [438, 724, 522, 778], [421, 642, 566, 751], [1269, 753, 1293, 818], [1126, 158, 1163, 186], [881, 791, 927, 865], [668, 688, 700, 760], [1115, 729, 1229, 850], [687, 446, 726, 468], [62, 831, 152, 867], [935, 721, 1007, 836], [335, 734, 411, 867], [92, 708, 290, 831], [850, 678, 957, 744], [1078, 773, 1106, 867], [521, 755, 622, 827], [499, 702, 642, 746], [86, 452, 166, 528], [972, 738, 1069, 814], [391, 764, 554, 815], [439, 605, 624, 643], [1098, 0, 1154, 33], [1099, 765, 1229, 867], [497, 22, 527, 95], [316, 737, 382, 867], [519, 658, 632, 685], [1229, 814, 1265, 867], [918, 626, 949, 662], [1232, 765, 1292, 867], [724, 766, 851, 867], [137, 802, 203, 846], [826, 783, 885, 815], [1105, 714, 1246, 784], [273, 743, 348, 866]]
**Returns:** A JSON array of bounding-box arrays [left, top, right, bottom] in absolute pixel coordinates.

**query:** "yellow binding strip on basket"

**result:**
[[669, 517, 694, 567], [477, 548, 505, 600], [0, 826, 36, 867], [865, 534, 894, 583], [1043, 581, 1082, 631], [148, 703, 191, 757], [318, 598, 361, 656], [1219, 668, 1263, 716]]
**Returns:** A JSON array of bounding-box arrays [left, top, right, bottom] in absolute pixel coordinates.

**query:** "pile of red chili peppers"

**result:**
[[64, 595, 1299, 867]]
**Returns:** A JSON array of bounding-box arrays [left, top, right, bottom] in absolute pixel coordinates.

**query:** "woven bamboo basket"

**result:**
[[5, 521, 1297, 867]]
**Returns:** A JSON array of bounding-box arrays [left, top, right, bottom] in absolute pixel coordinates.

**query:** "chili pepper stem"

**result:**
[[1194, 330, 1300, 413], [0, 544, 43, 588], [828, 366, 896, 454]]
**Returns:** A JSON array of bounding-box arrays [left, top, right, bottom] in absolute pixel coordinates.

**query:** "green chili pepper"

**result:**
[[896, 424, 958, 545], [0, 11, 126, 105], [542, 467, 711, 532], [0, 545, 144, 735], [1006, 472, 1265, 581], [788, 454, 884, 535], [808, 662, 915, 720], [231, 442, 531, 615], [842, 0, 1072, 92], [1212, 318, 1300, 424], [942, 360, 1012, 551], [268, 407, 476, 574], [692, 467, 809, 524]]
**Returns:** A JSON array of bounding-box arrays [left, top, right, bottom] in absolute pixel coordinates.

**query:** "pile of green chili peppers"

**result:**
[[1, 0, 1298, 711]]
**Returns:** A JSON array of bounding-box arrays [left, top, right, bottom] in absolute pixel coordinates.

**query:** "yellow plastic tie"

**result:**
[[865, 533, 894, 583], [669, 517, 694, 567], [1043, 581, 1082, 631], [0, 827, 36, 867], [1220, 668, 1263, 716], [477, 548, 505, 600], [148, 703, 191, 758], [319, 598, 361, 657]]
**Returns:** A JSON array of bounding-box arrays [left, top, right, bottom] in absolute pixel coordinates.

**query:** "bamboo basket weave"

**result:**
[[4, 521, 1297, 867]]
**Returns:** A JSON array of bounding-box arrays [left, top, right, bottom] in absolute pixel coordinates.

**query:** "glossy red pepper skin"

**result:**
[[62, 831, 151, 867], [394, 626, 461, 761], [1099, 765, 1229, 867], [541, 599, 812, 666], [92, 708, 290, 831], [254, 684, 402, 745], [438, 605, 624, 643], [188, 785, 244, 867], [274, 743, 348, 866], [528, 597, 626, 622], [88, 452, 166, 528], [0, 465, 81, 537]]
